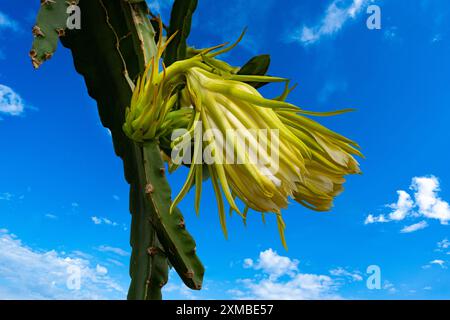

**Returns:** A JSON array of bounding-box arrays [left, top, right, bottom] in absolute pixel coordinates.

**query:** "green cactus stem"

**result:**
[[164, 0, 198, 66], [31, 0, 204, 300], [30, 0, 271, 300], [30, 0, 70, 68]]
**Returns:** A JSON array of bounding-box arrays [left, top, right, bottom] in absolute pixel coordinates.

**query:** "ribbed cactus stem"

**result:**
[[141, 142, 204, 290], [31, 0, 204, 300]]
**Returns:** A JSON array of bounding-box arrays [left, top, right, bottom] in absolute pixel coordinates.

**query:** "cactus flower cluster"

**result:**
[[123, 25, 362, 248]]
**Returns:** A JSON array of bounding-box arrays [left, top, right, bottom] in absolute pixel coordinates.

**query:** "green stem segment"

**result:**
[[141, 141, 204, 290], [31, 0, 204, 300]]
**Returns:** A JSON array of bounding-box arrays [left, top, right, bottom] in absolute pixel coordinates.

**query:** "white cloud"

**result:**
[[388, 191, 414, 221], [244, 249, 299, 280], [0, 229, 124, 299], [364, 214, 388, 225], [0, 85, 26, 117], [96, 245, 129, 257], [294, 0, 369, 45], [429, 259, 446, 268], [400, 221, 428, 233], [329, 267, 363, 281], [383, 280, 397, 293], [411, 176, 450, 224], [164, 250, 361, 300], [163, 268, 204, 300], [236, 275, 338, 300], [364, 175, 450, 229], [45, 214, 57, 220], [164, 282, 199, 300], [107, 259, 125, 267], [95, 264, 108, 275], [0, 11, 18, 31], [91, 216, 118, 227], [91, 216, 101, 225], [243, 258, 254, 268], [233, 249, 339, 300], [366, 191, 414, 225]]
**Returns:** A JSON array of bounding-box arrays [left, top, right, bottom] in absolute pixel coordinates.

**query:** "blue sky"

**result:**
[[1, 0, 450, 299]]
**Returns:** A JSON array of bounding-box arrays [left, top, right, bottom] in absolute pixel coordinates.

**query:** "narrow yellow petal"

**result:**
[[276, 215, 288, 250], [209, 166, 228, 239]]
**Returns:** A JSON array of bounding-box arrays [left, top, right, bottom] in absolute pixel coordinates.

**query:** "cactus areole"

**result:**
[[30, 0, 361, 299]]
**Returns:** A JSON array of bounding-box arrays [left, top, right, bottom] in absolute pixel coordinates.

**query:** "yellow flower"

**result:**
[[170, 65, 361, 248], [123, 29, 362, 248], [276, 109, 362, 212]]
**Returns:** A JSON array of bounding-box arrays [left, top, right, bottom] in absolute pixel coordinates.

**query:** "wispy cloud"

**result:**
[[365, 175, 450, 230], [329, 267, 363, 281], [91, 216, 118, 227], [0, 11, 19, 32], [423, 259, 446, 269], [107, 259, 125, 267], [0, 229, 124, 299], [0, 85, 26, 117], [96, 245, 129, 257], [292, 0, 369, 46], [364, 214, 388, 225], [430, 259, 445, 268], [383, 280, 397, 294], [95, 264, 108, 275], [400, 221, 428, 234]]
